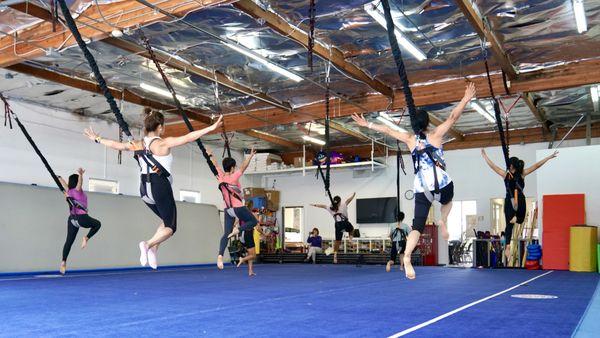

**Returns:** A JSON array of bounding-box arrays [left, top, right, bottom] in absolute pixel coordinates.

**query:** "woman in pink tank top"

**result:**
[[208, 147, 259, 276]]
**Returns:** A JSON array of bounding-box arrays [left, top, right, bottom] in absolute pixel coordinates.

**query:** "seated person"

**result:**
[[304, 228, 323, 264]]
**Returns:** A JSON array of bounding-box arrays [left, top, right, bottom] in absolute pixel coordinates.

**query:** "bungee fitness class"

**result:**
[[0, 0, 599, 336]]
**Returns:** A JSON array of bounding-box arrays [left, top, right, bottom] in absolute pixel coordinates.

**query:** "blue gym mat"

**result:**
[[0, 265, 597, 337]]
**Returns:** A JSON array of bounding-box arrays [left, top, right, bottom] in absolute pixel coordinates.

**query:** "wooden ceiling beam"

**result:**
[[454, 0, 517, 79], [8, 1, 287, 111], [102, 37, 291, 111], [0, 0, 232, 67], [233, 0, 393, 98], [242, 129, 301, 149], [166, 58, 600, 137], [523, 92, 550, 134], [327, 120, 370, 142], [286, 123, 599, 157], [6, 63, 212, 125]]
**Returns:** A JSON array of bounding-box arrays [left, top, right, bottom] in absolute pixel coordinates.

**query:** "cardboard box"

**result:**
[[243, 187, 266, 200], [265, 190, 280, 210]]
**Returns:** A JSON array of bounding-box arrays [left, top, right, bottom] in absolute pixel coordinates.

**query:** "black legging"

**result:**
[[390, 241, 406, 262], [62, 214, 101, 261], [504, 192, 526, 244], [218, 206, 257, 256]]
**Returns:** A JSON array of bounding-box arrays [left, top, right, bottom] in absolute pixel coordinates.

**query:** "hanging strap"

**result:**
[[56, 0, 132, 139], [1, 93, 75, 209], [381, 0, 421, 136], [482, 47, 510, 169], [137, 30, 218, 176], [213, 79, 232, 158], [307, 0, 316, 72], [315, 60, 334, 206], [218, 182, 243, 209]]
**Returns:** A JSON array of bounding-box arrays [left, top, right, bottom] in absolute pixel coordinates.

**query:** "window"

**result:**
[[447, 200, 477, 241], [180, 190, 201, 203], [88, 178, 119, 194]]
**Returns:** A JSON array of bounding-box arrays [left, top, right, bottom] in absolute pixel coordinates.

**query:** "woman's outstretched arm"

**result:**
[[310, 204, 328, 209], [351, 114, 411, 145], [161, 115, 223, 149], [523, 151, 558, 176], [432, 82, 476, 140], [240, 147, 257, 173], [84, 127, 136, 151], [76, 168, 84, 191], [345, 192, 356, 205], [481, 149, 505, 177]]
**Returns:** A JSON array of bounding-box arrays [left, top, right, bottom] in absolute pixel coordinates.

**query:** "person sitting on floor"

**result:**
[[304, 228, 323, 264]]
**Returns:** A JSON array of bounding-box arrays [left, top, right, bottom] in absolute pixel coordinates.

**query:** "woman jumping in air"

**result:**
[[207, 147, 259, 275], [311, 192, 356, 264], [481, 149, 558, 259], [84, 112, 222, 269], [352, 82, 476, 279], [58, 168, 101, 275]]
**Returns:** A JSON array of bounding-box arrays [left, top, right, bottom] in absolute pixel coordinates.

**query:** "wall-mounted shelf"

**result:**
[[245, 160, 386, 176]]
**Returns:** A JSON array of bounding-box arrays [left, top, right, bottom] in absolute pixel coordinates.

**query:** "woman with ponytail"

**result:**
[[83, 112, 222, 269], [311, 192, 356, 264], [482, 149, 558, 258]]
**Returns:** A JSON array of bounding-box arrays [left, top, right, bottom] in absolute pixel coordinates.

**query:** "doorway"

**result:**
[[282, 206, 304, 245]]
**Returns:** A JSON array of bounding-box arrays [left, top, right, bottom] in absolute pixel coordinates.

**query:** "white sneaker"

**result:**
[[147, 246, 158, 270], [139, 241, 148, 267]]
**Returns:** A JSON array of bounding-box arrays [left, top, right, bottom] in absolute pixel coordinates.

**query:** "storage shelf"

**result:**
[[245, 160, 386, 175]]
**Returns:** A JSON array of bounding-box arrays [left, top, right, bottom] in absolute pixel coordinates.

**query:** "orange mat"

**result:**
[[542, 194, 586, 270]]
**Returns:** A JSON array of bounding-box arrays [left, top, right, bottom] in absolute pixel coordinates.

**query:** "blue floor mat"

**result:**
[[0, 265, 597, 337]]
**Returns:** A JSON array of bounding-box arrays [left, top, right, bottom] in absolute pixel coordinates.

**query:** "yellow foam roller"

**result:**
[[569, 226, 598, 272]]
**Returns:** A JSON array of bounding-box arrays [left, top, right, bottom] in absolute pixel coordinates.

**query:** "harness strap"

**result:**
[[218, 182, 243, 209]]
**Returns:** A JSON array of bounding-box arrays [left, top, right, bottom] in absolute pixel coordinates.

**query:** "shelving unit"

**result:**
[[245, 160, 386, 176], [246, 141, 389, 176]]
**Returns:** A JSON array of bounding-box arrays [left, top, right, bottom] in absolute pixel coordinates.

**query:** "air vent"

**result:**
[[43, 89, 65, 96]]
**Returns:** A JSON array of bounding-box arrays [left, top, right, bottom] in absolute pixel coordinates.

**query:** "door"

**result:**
[[282, 206, 304, 244]]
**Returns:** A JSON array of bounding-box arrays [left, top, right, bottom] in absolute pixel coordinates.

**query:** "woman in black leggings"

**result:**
[[482, 149, 558, 258], [58, 168, 101, 275]]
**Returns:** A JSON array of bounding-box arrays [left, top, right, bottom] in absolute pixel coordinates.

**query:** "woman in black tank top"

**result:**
[[482, 149, 558, 259]]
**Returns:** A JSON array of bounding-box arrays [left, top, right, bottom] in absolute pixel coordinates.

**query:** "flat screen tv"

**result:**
[[357, 197, 398, 223]]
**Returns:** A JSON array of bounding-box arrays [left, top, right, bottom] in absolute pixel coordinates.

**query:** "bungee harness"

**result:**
[[481, 39, 522, 211], [380, 0, 445, 203]]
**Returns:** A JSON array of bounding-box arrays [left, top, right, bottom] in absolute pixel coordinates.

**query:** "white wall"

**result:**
[[0, 99, 247, 209], [254, 137, 598, 265], [0, 182, 222, 273], [536, 144, 600, 240]]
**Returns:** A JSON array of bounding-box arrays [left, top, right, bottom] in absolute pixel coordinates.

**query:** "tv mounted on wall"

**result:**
[[356, 197, 398, 223]]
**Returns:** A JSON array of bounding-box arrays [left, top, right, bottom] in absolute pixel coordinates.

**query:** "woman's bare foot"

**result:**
[[217, 255, 224, 270], [59, 261, 66, 275], [403, 256, 415, 280], [237, 259, 244, 268], [333, 253, 338, 264], [249, 271, 256, 277], [438, 219, 449, 241], [227, 226, 240, 239], [386, 260, 392, 272], [400, 264, 404, 271], [81, 237, 88, 249], [505, 245, 511, 260]]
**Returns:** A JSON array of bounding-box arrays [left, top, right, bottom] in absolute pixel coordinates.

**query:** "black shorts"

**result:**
[[241, 228, 255, 249], [140, 174, 177, 233], [413, 182, 454, 233], [335, 220, 354, 241]]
